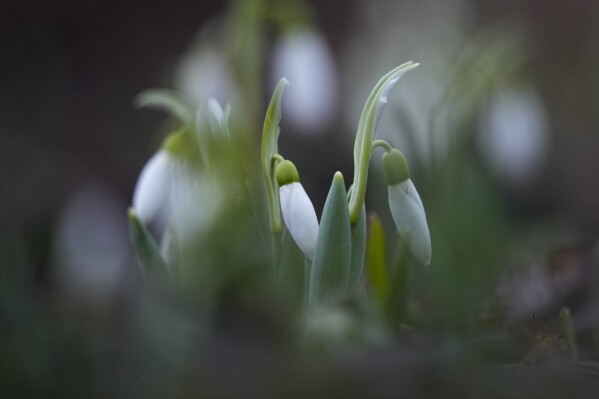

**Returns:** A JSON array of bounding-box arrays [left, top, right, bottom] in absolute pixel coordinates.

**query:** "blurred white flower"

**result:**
[[132, 149, 178, 225], [133, 152, 224, 244], [168, 171, 224, 242], [279, 182, 319, 260], [133, 98, 231, 245], [175, 46, 236, 108], [197, 97, 231, 139], [478, 87, 550, 186], [54, 183, 128, 300], [271, 28, 338, 134], [388, 179, 431, 265]]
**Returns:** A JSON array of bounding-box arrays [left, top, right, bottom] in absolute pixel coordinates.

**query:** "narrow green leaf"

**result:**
[[277, 228, 308, 313], [128, 208, 169, 282], [366, 213, 389, 309], [310, 172, 351, 306], [135, 89, 196, 132], [348, 205, 366, 293], [261, 78, 289, 233]]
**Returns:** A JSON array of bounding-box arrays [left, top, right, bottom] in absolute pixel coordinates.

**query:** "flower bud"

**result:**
[[279, 181, 319, 260], [388, 179, 431, 265]]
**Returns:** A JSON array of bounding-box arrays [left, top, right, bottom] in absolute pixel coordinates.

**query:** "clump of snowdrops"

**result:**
[[129, 62, 430, 337]]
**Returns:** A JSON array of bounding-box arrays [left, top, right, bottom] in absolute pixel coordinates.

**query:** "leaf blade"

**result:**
[[348, 205, 367, 293], [135, 89, 196, 132], [261, 78, 289, 232], [128, 208, 169, 282], [309, 172, 351, 306]]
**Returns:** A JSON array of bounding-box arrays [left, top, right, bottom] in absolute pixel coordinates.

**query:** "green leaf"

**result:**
[[348, 205, 366, 293], [135, 89, 196, 133], [261, 78, 289, 233], [277, 228, 308, 313], [128, 208, 169, 282], [348, 61, 419, 224], [366, 213, 389, 309], [309, 172, 351, 306]]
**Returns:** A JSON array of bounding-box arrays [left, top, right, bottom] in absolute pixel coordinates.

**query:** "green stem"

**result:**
[[372, 139, 393, 153], [271, 230, 282, 278], [272, 154, 285, 163], [348, 62, 418, 224]]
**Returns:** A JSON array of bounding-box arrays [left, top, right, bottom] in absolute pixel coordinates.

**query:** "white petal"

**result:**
[[207, 97, 224, 124], [279, 182, 319, 260], [132, 150, 174, 224], [168, 171, 223, 242], [388, 179, 431, 265]]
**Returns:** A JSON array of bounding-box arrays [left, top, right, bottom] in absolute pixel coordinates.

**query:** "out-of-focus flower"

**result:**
[[382, 149, 431, 265], [132, 149, 179, 225], [168, 170, 224, 242], [271, 28, 337, 134], [132, 98, 230, 243], [54, 183, 128, 300], [197, 97, 231, 140], [276, 160, 319, 260], [175, 45, 236, 108], [478, 87, 550, 186]]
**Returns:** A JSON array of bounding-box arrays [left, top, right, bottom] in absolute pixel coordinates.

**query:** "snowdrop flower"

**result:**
[[382, 149, 431, 265], [175, 43, 236, 109], [133, 98, 231, 240], [132, 149, 179, 225], [197, 97, 231, 139], [54, 183, 128, 300], [271, 28, 337, 134], [276, 160, 319, 260], [478, 87, 549, 186], [168, 170, 224, 241]]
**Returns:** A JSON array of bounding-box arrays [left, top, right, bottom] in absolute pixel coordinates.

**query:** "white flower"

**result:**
[[388, 179, 431, 265], [198, 97, 230, 139], [168, 171, 224, 241], [132, 149, 178, 224], [271, 28, 337, 134], [279, 182, 319, 260], [132, 149, 224, 244], [478, 87, 549, 186], [175, 44, 236, 109]]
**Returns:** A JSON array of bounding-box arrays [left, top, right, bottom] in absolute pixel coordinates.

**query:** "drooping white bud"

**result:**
[[388, 179, 431, 265], [279, 182, 319, 260], [132, 150, 176, 224]]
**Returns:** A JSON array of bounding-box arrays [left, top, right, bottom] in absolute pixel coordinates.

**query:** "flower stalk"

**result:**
[[348, 61, 419, 224]]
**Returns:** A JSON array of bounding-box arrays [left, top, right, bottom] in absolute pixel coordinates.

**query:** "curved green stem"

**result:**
[[348, 62, 419, 225], [372, 139, 393, 153], [272, 153, 285, 163]]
